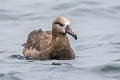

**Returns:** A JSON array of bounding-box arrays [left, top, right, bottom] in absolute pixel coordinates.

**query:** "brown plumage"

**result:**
[[23, 17, 77, 60]]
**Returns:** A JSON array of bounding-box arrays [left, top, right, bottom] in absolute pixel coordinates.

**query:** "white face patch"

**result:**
[[62, 21, 70, 33], [64, 21, 70, 26]]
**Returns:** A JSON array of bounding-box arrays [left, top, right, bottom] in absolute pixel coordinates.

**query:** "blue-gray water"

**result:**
[[0, 0, 120, 80]]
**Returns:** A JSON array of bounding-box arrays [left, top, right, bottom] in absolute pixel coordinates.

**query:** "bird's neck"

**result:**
[[52, 34, 71, 49]]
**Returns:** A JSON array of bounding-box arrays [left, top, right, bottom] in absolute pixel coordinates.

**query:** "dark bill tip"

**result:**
[[66, 25, 77, 40], [74, 34, 77, 40]]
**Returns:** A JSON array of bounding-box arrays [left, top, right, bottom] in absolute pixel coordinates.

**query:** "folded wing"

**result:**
[[23, 29, 52, 60]]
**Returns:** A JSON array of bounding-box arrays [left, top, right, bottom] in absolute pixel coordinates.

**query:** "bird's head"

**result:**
[[52, 17, 77, 40]]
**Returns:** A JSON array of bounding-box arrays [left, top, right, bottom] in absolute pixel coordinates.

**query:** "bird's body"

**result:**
[[23, 17, 77, 60]]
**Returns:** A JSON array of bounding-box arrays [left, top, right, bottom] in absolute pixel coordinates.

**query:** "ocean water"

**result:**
[[0, 0, 120, 80]]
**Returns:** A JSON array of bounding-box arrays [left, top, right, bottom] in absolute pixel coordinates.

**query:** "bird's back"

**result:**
[[23, 29, 52, 60]]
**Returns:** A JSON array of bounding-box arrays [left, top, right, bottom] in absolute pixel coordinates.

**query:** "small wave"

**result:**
[[91, 62, 120, 73], [112, 42, 120, 45], [69, 5, 120, 19], [75, 44, 98, 50], [100, 64, 120, 72], [0, 50, 6, 53], [51, 62, 61, 65], [0, 73, 5, 77], [9, 55, 25, 60], [112, 59, 120, 62], [0, 72, 22, 80], [101, 65, 120, 72], [51, 62, 71, 66], [81, 1, 100, 5], [0, 9, 12, 13], [112, 6, 120, 10], [52, 2, 77, 10]]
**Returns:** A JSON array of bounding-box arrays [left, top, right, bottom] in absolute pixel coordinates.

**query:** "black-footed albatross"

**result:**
[[23, 17, 77, 60]]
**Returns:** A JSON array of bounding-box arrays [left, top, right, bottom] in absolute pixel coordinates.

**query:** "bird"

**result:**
[[23, 17, 77, 60]]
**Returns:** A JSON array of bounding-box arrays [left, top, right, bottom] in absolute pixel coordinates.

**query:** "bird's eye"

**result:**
[[56, 23, 65, 26], [59, 23, 65, 26]]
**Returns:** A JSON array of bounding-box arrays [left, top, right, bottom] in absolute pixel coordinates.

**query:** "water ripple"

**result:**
[[52, 2, 77, 10], [9, 55, 25, 60], [101, 65, 120, 72], [0, 72, 22, 80], [69, 5, 120, 19], [81, 1, 100, 5], [112, 6, 120, 10], [0, 50, 6, 53]]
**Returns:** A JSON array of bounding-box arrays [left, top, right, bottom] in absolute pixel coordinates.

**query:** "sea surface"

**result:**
[[0, 0, 120, 80]]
